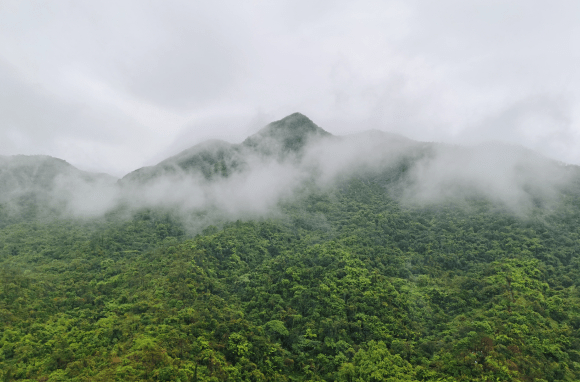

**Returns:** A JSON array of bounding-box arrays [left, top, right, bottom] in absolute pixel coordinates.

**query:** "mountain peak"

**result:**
[[243, 113, 331, 154], [267, 112, 323, 133], [275, 112, 313, 124]]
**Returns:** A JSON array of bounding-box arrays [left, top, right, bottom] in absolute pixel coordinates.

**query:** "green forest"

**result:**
[[3, 176, 580, 381], [3, 114, 580, 381]]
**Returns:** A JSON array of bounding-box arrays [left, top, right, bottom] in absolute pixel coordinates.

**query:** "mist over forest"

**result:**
[[1, 113, 576, 228], [4, 113, 580, 381], [3, 1, 580, 380]]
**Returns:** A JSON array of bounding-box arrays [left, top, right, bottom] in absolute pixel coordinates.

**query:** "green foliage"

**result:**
[[3, 178, 580, 380]]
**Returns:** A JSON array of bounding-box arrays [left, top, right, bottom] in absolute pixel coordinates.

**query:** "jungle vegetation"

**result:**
[[2, 114, 580, 381]]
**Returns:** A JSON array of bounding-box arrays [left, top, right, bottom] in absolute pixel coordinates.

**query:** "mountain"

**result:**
[[3, 113, 575, 221], [242, 112, 332, 154], [119, 139, 238, 185], [4, 114, 580, 381], [120, 113, 333, 185], [2, 114, 577, 221], [0, 155, 115, 194], [0, 155, 117, 222]]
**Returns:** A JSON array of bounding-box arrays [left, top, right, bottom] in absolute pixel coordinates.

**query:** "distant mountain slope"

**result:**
[[120, 113, 333, 185], [242, 112, 332, 154], [0, 155, 115, 196], [2, 113, 579, 223], [120, 140, 239, 185], [0, 155, 117, 221], [116, 112, 580, 217]]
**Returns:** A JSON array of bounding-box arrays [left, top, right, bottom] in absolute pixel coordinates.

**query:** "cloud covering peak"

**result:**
[[1, 114, 576, 227], [1, 1, 579, 176]]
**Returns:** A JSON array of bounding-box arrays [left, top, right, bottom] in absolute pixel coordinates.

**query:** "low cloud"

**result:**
[[2, 121, 577, 230], [2, 2, 580, 175], [403, 142, 573, 213]]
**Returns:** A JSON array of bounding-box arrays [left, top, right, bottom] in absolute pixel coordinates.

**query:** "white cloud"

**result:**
[[0, 0, 579, 176]]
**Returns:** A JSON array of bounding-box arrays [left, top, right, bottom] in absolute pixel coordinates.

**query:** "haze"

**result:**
[[2, 112, 573, 229], [1, 1, 579, 177]]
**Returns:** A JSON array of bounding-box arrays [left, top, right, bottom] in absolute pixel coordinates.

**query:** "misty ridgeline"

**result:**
[[3, 113, 580, 381], [0, 112, 576, 231]]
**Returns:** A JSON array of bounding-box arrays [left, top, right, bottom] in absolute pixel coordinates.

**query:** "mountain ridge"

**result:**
[[0, 113, 577, 223], [120, 112, 334, 185], [0, 154, 117, 195], [3, 114, 569, 185]]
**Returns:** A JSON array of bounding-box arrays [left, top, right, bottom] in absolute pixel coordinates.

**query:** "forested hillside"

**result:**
[[2, 115, 580, 381]]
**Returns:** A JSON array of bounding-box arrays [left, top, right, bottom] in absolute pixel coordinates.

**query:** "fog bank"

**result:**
[[1, 120, 576, 228]]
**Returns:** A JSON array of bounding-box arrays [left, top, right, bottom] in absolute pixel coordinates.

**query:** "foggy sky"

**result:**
[[1, 1, 579, 177]]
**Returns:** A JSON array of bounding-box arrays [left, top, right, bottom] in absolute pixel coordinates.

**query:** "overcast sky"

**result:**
[[1, 0, 579, 177]]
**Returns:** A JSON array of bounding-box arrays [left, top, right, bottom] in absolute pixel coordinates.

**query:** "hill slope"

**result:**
[[3, 176, 580, 381], [121, 113, 332, 186], [0, 155, 117, 223], [2, 114, 580, 381]]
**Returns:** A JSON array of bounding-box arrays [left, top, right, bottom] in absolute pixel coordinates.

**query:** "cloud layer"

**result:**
[[1, 121, 575, 234], [1, 1, 579, 175]]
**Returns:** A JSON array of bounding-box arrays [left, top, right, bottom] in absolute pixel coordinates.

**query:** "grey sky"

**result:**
[[1, 0, 579, 177]]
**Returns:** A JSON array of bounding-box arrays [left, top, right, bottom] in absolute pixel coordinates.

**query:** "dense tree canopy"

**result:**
[[2, 176, 580, 381]]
